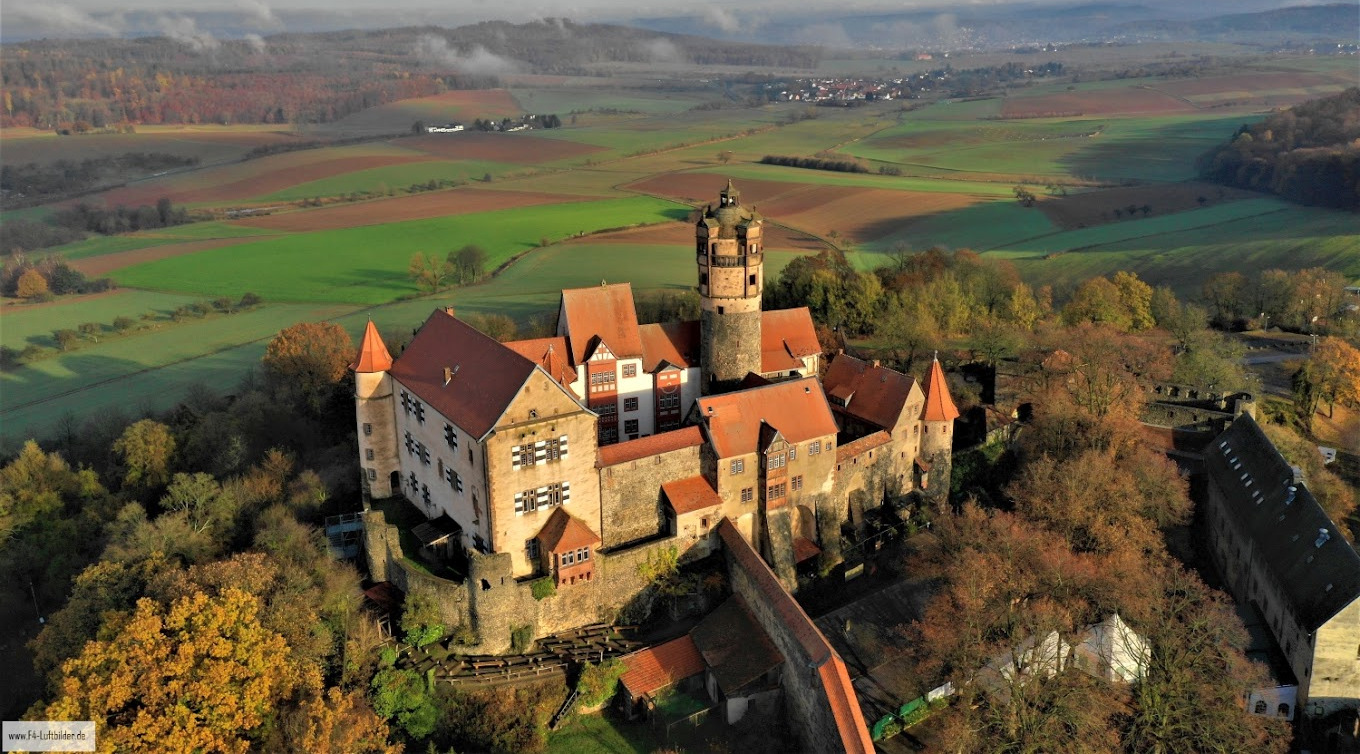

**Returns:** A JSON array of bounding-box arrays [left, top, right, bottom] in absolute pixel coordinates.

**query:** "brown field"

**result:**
[[1152, 71, 1349, 98], [320, 89, 524, 136], [762, 186, 981, 244], [588, 220, 826, 252], [233, 188, 587, 232], [96, 153, 429, 207], [70, 237, 263, 277], [0, 126, 297, 167], [402, 132, 606, 164], [1036, 181, 1257, 230], [1001, 87, 1197, 118]]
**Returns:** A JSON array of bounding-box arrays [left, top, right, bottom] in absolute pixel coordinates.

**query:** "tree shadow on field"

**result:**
[[1057, 117, 1244, 183], [331, 268, 412, 298]]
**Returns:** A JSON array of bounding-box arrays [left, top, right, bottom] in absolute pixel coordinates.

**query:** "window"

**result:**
[[363, 423, 373, 436], [1254, 701, 1267, 714], [1278, 704, 1290, 717], [526, 539, 540, 560], [624, 419, 639, 435], [408, 471, 418, 490], [622, 364, 637, 378], [767, 453, 786, 470], [366, 448, 375, 461], [809, 440, 821, 455], [590, 370, 617, 391], [367, 468, 376, 481], [913, 425, 919, 437], [444, 424, 458, 450], [421, 484, 430, 505], [515, 482, 571, 514], [624, 397, 639, 412], [516, 445, 535, 468], [658, 394, 680, 410], [545, 436, 566, 462], [596, 402, 618, 416], [562, 550, 575, 566], [749, 274, 757, 285], [768, 482, 786, 499], [414, 401, 426, 424], [577, 547, 590, 561], [792, 475, 803, 491], [730, 459, 745, 475], [400, 391, 411, 415], [600, 426, 618, 444], [419, 444, 430, 465], [741, 487, 753, 502], [788, 446, 797, 461], [404, 432, 415, 455], [454, 471, 463, 493]]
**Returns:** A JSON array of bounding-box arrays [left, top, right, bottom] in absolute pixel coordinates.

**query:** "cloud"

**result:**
[[243, 33, 267, 53], [791, 22, 853, 48], [701, 6, 741, 33], [238, 0, 282, 30], [638, 37, 684, 64], [413, 34, 524, 75], [157, 15, 219, 52], [6, 4, 121, 36]]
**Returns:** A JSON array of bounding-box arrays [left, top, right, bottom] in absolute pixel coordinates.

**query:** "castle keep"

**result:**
[[355, 181, 957, 643]]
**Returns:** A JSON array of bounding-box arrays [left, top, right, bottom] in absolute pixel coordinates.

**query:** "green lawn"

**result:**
[[547, 712, 659, 754], [707, 164, 1019, 196], [511, 87, 705, 116], [847, 200, 1059, 266], [111, 197, 689, 304], [259, 160, 521, 201], [40, 222, 277, 261], [0, 290, 202, 347]]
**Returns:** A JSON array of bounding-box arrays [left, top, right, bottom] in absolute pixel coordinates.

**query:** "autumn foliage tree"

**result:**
[[263, 321, 354, 412], [40, 588, 316, 754], [112, 419, 176, 490], [16, 267, 49, 299]]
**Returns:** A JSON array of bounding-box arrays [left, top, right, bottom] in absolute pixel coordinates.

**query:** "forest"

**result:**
[[0, 21, 820, 129], [1199, 87, 1360, 210]]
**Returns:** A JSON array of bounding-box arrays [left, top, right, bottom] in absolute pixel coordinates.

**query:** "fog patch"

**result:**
[[414, 34, 524, 75]]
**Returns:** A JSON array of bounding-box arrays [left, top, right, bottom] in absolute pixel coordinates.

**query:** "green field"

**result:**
[[511, 87, 705, 116], [258, 160, 522, 201], [0, 290, 202, 347], [112, 197, 689, 304]]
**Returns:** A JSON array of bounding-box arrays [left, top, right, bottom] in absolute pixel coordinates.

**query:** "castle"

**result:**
[[354, 180, 958, 641]]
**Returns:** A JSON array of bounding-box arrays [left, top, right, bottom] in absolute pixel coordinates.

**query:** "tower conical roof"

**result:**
[[352, 320, 393, 373], [922, 354, 959, 422]]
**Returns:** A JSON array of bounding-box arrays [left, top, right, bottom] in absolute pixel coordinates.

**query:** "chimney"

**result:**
[[444, 367, 453, 386], [444, 306, 455, 317], [872, 359, 880, 368], [1315, 528, 1331, 548]]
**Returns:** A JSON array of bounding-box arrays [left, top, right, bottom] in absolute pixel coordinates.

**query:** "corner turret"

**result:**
[[920, 353, 958, 503], [353, 321, 400, 499]]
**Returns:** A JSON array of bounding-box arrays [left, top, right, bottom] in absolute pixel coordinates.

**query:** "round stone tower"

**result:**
[[920, 354, 960, 503], [353, 320, 400, 500], [697, 180, 764, 394]]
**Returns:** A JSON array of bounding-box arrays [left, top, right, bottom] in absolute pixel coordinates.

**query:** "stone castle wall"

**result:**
[[598, 444, 702, 549], [700, 308, 761, 393]]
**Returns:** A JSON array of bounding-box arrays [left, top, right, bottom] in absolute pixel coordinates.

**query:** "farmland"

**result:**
[[4, 53, 1358, 447]]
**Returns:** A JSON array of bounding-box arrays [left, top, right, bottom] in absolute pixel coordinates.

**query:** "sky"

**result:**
[[0, 0, 1323, 42]]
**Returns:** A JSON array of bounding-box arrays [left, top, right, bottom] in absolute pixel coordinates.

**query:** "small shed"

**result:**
[[618, 635, 707, 719]]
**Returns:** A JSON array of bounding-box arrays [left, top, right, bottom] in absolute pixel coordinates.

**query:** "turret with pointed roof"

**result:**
[[919, 353, 958, 500], [353, 320, 400, 498], [922, 353, 960, 423]]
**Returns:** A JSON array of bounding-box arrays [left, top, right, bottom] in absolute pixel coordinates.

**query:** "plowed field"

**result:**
[[587, 221, 826, 252], [403, 132, 605, 164]]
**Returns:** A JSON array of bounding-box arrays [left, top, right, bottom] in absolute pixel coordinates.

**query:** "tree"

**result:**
[[1307, 337, 1360, 418], [279, 688, 400, 754], [401, 591, 444, 648], [112, 419, 176, 490], [43, 588, 315, 754], [262, 322, 354, 411], [1202, 272, 1246, 326], [449, 244, 487, 285], [370, 653, 438, 741], [1063, 277, 1130, 330], [407, 252, 452, 294], [1111, 271, 1155, 331], [17, 267, 49, 299], [717, 150, 733, 165], [160, 472, 237, 535], [53, 328, 79, 351]]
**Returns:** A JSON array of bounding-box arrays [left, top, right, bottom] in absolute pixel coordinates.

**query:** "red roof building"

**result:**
[[696, 378, 839, 459], [619, 635, 706, 701]]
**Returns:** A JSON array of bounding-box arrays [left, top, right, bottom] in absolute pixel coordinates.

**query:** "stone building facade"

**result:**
[[353, 181, 958, 651]]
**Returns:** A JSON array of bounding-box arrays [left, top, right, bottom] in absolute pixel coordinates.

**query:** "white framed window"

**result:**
[[730, 459, 744, 475]]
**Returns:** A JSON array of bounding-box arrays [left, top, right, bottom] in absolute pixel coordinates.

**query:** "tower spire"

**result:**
[[352, 320, 393, 373]]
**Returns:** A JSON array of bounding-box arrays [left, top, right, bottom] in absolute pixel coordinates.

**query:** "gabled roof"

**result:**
[[761, 308, 820, 373], [1207, 414, 1360, 632], [639, 321, 699, 372], [696, 378, 838, 459], [560, 283, 643, 364], [390, 309, 539, 440], [691, 594, 784, 696], [619, 635, 706, 699], [503, 336, 576, 387], [535, 507, 601, 553], [662, 476, 723, 516], [922, 355, 960, 422], [597, 426, 704, 468], [352, 320, 393, 373], [822, 353, 919, 430]]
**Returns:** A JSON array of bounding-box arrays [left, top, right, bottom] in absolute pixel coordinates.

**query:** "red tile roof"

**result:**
[[662, 476, 723, 516], [835, 431, 890, 464], [822, 354, 918, 431], [923, 356, 960, 422], [619, 635, 706, 699], [503, 336, 577, 387], [696, 378, 838, 459], [596, 426, 704, 468], [691, 594, 784, 696], [560, 283, 643, 364], [535, 507, 601, 553], [716, 520, 872, 753], [391, 310, 540, 440], [352, 320, 393, 373], [639, 321, 699, 372], [792, 536, 821, 563], [760, 308, 820, 373]]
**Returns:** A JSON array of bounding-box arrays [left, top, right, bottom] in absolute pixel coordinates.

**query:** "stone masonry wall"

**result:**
[[700, 308, 761, 394], [598, 444, 703, 550]]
